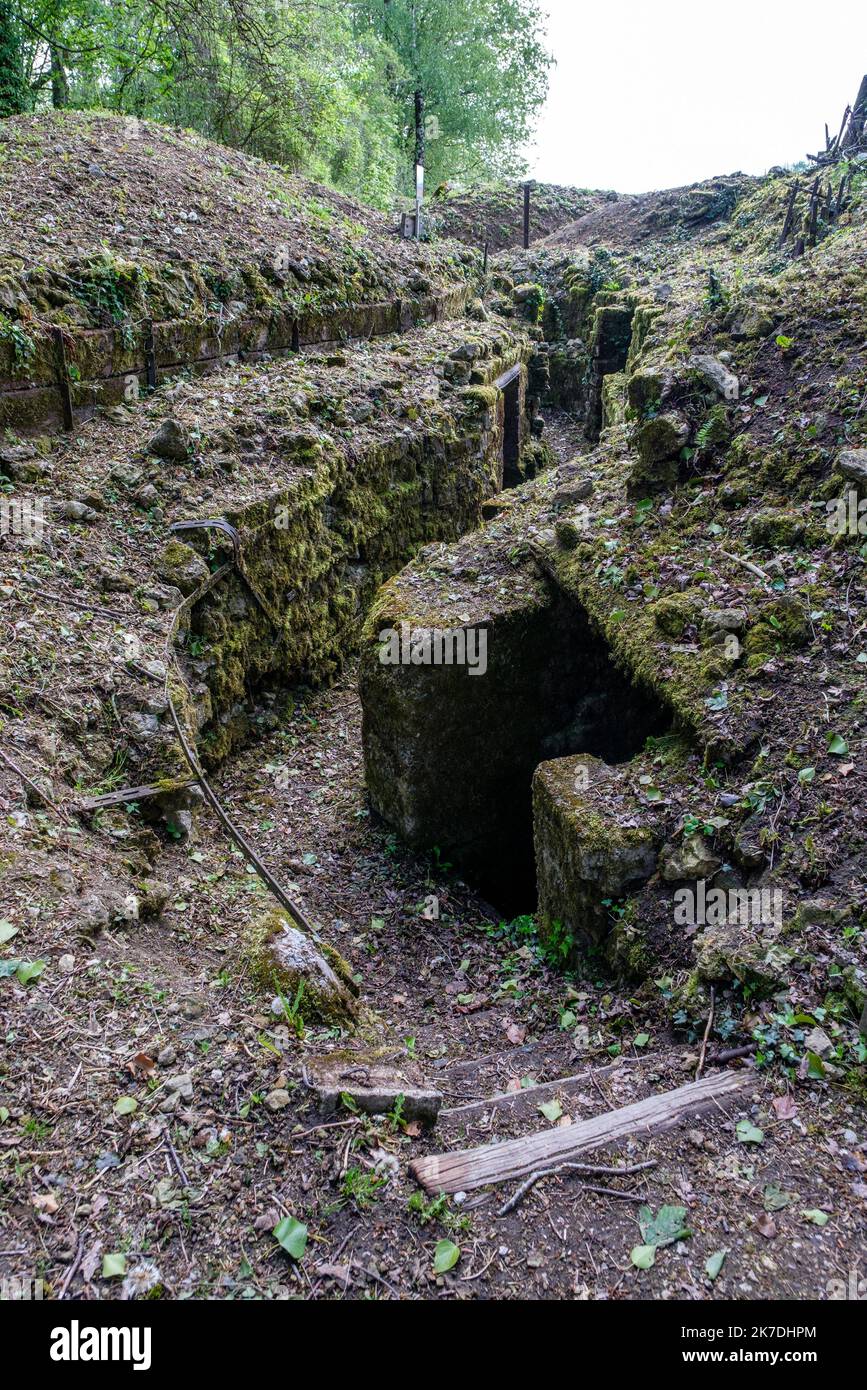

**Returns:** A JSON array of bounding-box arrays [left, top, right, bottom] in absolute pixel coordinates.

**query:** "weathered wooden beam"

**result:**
[[79, 779, 195, 810], [410, 1068, 754, 1194]]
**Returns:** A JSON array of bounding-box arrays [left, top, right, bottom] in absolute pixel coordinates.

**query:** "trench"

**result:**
[[175, 281, 659, 938], [360, 581, 672, 920]]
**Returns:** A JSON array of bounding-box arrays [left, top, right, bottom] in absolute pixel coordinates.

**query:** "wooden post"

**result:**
[[523, 180, 532, 249], [51, 325, 74, 432], [843, 74, 867, 148], [482, 238, 489, 275]]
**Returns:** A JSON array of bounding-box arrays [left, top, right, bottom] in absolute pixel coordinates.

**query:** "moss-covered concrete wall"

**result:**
[[178, 334, 533, 764]]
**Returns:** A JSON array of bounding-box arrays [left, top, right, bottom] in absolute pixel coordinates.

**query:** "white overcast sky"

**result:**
[[526, 0, 867, 192]]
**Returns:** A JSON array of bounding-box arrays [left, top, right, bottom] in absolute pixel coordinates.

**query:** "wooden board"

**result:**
[[410, 1068, 754, 1194]]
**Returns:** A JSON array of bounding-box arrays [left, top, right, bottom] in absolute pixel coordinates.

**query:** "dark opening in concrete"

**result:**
[[497, 365, 522, 486], [361, 587, 672, 918]]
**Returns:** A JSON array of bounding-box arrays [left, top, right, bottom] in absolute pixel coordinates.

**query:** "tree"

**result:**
[[351, 0, 552, 190], [0, 1, 27, 115]]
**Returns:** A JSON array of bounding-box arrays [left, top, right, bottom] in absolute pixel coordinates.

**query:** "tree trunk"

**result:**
[[50, 45, 69, 109], [843, 74, 867, 149], [414, 87, 425, 169]]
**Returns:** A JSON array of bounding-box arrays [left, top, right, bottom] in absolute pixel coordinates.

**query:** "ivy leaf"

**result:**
[[102, 1253, 127, 1279], [633, 1033, 650, 1048], [631, 1244, 656, 1269], [639, 1204, 691, 1247], [705, 1250, 727, 1281], [0, 920, 18, 945], [114, 1096, 138, 1116], [273, 1216, 308, 1261], [539, 1099, 563, 1124], [433, 1239, 460, 1274], [826, 733, 848, 756], [798, 767, 815, 784], [736, 1119, 764, 1145], [805, 1051, 826, 1079], [801, 1209, 830, 1226], [16, 960, 45, 985]]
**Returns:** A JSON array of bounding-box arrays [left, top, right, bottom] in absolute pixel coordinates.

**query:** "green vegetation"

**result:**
[[2, 0, 551, 204]]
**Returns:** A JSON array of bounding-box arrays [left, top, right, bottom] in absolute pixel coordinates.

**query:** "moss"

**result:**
[[744, 595, 810, 662], [652, 592, 699, 639], [242, 908, 359, 1028], [746, 508, 807, 549]]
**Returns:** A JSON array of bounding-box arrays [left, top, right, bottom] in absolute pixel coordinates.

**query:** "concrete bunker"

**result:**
[[360, 565, 671, 917]]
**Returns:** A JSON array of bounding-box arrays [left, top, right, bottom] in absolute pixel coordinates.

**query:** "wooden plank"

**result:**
[[79, 779, 196, 811], [410, 1069, 754, 1194]]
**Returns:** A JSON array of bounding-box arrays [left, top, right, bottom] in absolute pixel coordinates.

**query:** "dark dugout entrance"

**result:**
[[496, 364, 522, 486]]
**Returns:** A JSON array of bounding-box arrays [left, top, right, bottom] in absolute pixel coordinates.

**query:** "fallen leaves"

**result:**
[[433, 1239, 460, 1274], [273, 1216, 308, 1261]]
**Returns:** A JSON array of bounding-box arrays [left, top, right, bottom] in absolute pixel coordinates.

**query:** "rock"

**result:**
[[638, 412, 691, 463], [58, 953, 75, 974], [804, 1027, 833, 1058], [157, 1045, 176, 1067], [838, 448, 867, 488], [265, 1088, 291, 1111], [139, 879, 171, 919], [54, 500, 99, 524], [133, 483, 160, 509], [689, 354, 739, 401], [304, 1051, 442, 1124], [728, 303, 776, 340], [147, 418, 191, 461], [0, 445, 47, 482], [166, 1072, 193, 1098], [702, 607, 748, 635], [244, 909, 360, 1027], [659, 833, 722, 883], [157, 539, 209, 596]]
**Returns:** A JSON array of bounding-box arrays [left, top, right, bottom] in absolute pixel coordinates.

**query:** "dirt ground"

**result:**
[[1, 641, 865, 1301]]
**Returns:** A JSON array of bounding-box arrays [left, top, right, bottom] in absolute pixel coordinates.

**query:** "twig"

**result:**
[[57, 1235, 85, 1300], [719, 549, 771, 583], [705, 1043, 756, 1065], [498, 1158, 656, 1217], [163, 1128, 190, 1189], [11, 583, 132, 622], [0, 744, 72, 824], [695, 985, 716, 1081]]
